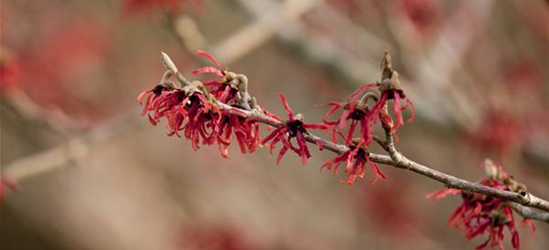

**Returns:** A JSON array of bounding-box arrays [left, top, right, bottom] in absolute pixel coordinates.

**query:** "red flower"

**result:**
[[0, 174, 17, 202], [262, 93, 328, 165], [320, 142, 386, 185], [320, 82, 414, 149], [320, 84, 378, 146], [427, 176, 526, 250], [367, 88, 415, 133]]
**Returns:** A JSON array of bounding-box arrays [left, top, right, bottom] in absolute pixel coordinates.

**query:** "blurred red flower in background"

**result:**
[[179, 224, 259, 250], [13, 21, 113, 120], [0, 51, 20, 94], [326, 0, 362, 15], [394, 0, 440, 33], [122, 0, 202, 15], [356, 178, 420, 238], [467, 109, 525, 158], [0, 174, 17, 202], [503, 60, 541, 92]]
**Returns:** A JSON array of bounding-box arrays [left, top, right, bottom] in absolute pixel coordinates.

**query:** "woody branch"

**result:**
[[158, 52, 549, 223]]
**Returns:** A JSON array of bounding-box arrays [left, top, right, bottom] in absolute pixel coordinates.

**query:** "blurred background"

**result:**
[[1, 0, 548, 249]]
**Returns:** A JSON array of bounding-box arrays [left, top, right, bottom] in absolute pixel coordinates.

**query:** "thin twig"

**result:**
[[214, 100, 549, 215], [3, 108, 144, 184], [507, 202, 549, 223], [210, 0, 322, 64]]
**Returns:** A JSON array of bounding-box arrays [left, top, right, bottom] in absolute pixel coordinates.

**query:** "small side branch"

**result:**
[[507, 202, 549, 223], [160, 52, 191, 86]]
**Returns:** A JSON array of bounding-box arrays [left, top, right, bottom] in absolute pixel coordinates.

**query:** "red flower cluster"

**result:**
[[426, 164, 535, 250], [138, 51, 261, 158], [371, 87, 415, 133], [318, 72, 414, 184]]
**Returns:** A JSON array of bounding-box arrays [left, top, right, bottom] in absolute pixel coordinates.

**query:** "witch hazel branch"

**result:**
[[137, 50, 548, 249]]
